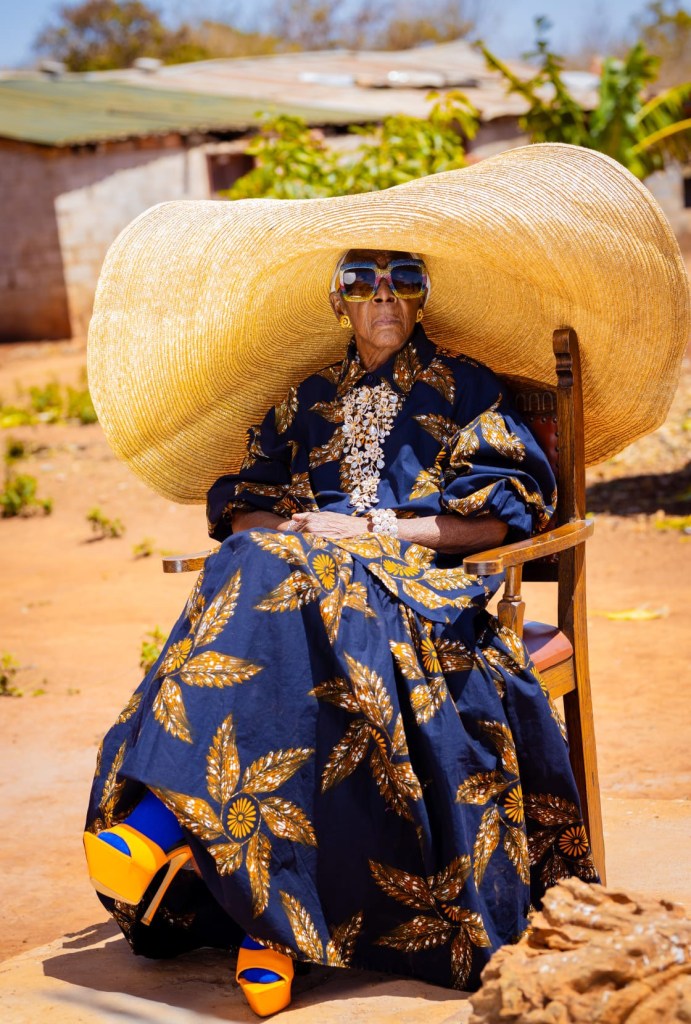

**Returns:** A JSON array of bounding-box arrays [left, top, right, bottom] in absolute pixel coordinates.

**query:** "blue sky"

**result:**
[[0, 0, 665, 70]]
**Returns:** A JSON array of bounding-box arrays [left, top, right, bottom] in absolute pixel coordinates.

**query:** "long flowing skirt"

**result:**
[[86, 529, 597, 989]]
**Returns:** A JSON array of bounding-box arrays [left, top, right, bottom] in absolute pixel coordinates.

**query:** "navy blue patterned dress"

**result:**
[[87, 327, 596, 989]]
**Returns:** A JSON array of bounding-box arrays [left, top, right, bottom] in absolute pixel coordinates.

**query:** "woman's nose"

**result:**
[[374, 279, 395, 301]]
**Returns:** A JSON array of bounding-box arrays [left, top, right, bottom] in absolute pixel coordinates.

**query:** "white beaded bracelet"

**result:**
[[368, 507, 399, 537]]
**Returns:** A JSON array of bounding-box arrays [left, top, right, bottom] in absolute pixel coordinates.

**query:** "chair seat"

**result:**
[[524, 621, 573, 671]]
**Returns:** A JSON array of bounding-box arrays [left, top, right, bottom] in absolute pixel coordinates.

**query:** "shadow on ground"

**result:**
[[41, 923, 470, 1023], [586, 460, 691, 516]]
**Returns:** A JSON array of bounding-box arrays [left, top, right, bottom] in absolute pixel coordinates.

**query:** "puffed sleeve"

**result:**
[[439, 369, 555, 544], [206, 385, 300, 541]]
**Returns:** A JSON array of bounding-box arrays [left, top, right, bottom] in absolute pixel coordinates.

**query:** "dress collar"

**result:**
[[336, 325, 437, 398]]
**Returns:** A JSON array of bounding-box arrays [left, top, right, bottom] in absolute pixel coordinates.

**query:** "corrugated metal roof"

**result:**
[[0, 77, 370, 147]]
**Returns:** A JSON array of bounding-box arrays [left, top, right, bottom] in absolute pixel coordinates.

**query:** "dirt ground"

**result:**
[[1, 337, 690, 972]]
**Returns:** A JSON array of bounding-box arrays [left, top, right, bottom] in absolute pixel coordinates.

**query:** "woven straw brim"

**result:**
[[88, 143, 690, 504]]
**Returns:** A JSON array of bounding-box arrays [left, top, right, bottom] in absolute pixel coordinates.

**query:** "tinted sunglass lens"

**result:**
[[342, 267, 376, 299], [391, 264, 425, 297]]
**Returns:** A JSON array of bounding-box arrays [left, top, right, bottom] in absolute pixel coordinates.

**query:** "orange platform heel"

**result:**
[[236, 943, 294, 1017]]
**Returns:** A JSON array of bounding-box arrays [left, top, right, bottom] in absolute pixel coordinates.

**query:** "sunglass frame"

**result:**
[[337, 259, 428, 302]]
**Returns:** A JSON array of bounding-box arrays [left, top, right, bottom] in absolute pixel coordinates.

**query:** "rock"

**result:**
[[468, 877, 691, 1024]]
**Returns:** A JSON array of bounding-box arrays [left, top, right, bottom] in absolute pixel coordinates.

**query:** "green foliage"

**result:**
[[87, 506, 125, 538], [227, 93, 478, 200], [132, 537, 156, 558], [1, 440, 53, 518], [635, 1, 691, 87], [0, 372, 96, 428], [140, 626, 166, 674], [479, 18, 691, 178], [34, 0, 214, 71], [0, 653, 22, 697]]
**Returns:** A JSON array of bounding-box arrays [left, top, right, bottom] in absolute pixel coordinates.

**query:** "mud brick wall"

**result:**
[[0, 137, 211, 341]]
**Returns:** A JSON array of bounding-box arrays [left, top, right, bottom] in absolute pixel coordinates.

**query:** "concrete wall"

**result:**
[[0, 137, 214, 341], [645, 165, 691, 266]]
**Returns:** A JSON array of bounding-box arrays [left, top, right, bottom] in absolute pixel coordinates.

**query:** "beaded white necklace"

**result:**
[[341, 380, 403, 512]]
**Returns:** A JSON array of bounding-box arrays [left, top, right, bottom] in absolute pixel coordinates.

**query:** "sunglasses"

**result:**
[[337, 259, 428, 302]]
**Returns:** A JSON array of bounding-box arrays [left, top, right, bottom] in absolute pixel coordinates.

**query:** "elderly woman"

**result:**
[[85, 249, 595, 1015]]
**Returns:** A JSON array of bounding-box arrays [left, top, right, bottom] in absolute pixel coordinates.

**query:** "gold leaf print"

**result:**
[[409, 466, 441, 500], [528, 826, 562, 865], [279, 892, 325, 962], [479, 720, 520, 777], [152, 678, 193, 743], [523, 792, 581, 827], [493, 623, 527, 669], [480, 409, 526, 461], [249, 530, 308, 566], [390, 761, 424, 803], [317, 363, 341, 385], [195, 569, 242, 647], [504, 824, 530, 882], [179, 650, 262, 688], [308, 426, 346, 470], [336, 535, 386, 559], [275, 385, 298, 434], [242, 747, 314, 794], [410, 675, 448, 725], [429, 855, 471, 902], [402, 578, 472, 611], [392, 343, 422, 395], [336, 358, 366, 398], [241, 428, 267, 470], [415, 413, 459, 446], [101, 739, 127, 824], [325, 911, 363, 968], [309, 677, 360, 713], [94, 740, 103, 779], [482, 648, 520, 677], [116, 691, 141, 724], [473, 806, 501, 888], [254, 571, 321, 613], [405, 543, 435, 573], [456, 770, 510, 805], [452, 909, 491, 948], [206, 714, 240, 805], [310, 398, 345, 423], [155, 789, 225, 843], [377, 915, 454, 953], [423, 567, 477, 591], [445, 484, 497, 516], [450, 423, 480, 459], [184, 566, 206, 630], [321, 719, 371, 791], [418, 358, 456, 404], [209, 840, 244, 876], [318, 586, 345, 643], [389, 640, 425, 681], [260, 796, 317, 846], [369, 860, 436, 911], [241, 481, 288, 499], [435, 637, 475, 673], [391, 713, 407, 758], [343, 581, 375, 616], [541, 849, 571, 888], [246, 830, 272, 917], [345, 653, 393, 731], [369, 745, 414, 821], [450, 931, 473, 989], [508, 476, 550, 528]]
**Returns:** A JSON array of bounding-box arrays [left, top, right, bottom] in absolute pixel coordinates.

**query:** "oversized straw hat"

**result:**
[[88, 143, 690, 504]]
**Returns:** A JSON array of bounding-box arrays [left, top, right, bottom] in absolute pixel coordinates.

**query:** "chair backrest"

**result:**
[[499, 329, 585, 582]]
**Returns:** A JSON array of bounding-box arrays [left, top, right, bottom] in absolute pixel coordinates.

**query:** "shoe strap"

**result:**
[[236, 946, 295, 983]]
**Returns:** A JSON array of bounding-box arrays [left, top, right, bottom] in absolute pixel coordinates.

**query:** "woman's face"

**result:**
[[329, 249, 425, 355]]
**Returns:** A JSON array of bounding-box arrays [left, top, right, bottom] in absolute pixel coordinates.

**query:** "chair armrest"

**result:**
[[162, 549, 216, 573], [463, 520, 594, 575]]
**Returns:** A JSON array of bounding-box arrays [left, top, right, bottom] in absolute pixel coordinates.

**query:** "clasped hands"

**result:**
[[279, 510, 370, 539]]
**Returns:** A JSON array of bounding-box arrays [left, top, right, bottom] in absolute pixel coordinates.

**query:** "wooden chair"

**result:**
[[163, 326, 605, 881], [463, 328, 604, 881]]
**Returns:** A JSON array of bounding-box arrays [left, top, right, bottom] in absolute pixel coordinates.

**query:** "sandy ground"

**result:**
[[0, 338, 689, 1020]]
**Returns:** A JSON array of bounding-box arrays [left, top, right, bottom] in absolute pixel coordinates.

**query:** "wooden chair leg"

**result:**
[[559, 544, 606, 882]]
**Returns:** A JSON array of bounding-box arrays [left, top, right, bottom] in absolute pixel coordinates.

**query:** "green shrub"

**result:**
[[87, 507, 125, 539], [0, 653, 22, 697], [140, 627, 166, 674]]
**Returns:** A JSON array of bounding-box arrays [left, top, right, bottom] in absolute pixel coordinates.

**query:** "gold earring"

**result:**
[[415, 308, 424, 322], [339, 315, 352, 329]]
